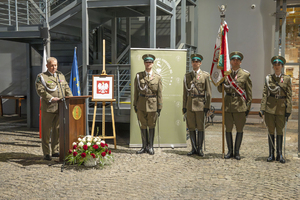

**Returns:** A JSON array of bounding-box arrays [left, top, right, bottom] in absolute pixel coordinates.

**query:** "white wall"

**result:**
[[196, 0, 276, 99]]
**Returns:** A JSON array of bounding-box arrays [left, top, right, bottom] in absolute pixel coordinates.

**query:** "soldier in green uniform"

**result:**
[[35, 57, 73, 160], [183, 53, 211, 156], [133, 54, 163, 155], [217, 51, 252, 160], [259, 56, 292, 164]]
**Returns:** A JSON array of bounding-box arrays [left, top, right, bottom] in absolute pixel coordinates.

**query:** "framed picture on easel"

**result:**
[[92, 75, 114, 100]]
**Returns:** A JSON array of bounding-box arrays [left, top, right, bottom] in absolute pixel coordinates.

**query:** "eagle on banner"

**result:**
[[210, 21, 231, 86]]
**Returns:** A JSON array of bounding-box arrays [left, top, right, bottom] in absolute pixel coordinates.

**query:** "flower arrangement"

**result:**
[[66, 135, 113, 166]]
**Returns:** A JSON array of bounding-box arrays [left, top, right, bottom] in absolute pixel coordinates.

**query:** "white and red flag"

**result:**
[[39, 46, 47, 138], [210, 21, 230, 86]]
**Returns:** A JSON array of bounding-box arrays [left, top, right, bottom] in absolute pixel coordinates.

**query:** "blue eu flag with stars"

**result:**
[[69, 47, 81, 96]]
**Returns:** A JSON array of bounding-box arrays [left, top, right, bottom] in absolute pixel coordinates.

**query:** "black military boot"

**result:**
[[187, 131, 197, 156], [276, 135, 285, 163], [224, 132, 233, 159], [234, 132, 243, 160], [136, 129, 148, 154], [148, 128, 155, 155], [267, 134, 275, 162], [197, 131, 204, 157]]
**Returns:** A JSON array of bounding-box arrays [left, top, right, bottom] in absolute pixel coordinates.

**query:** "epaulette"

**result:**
[[242, 69, 250, 74], [202, 71, 210, 76]]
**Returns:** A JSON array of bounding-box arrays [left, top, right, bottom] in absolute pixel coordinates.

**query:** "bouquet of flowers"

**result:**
[[66, 135, 113, 166]]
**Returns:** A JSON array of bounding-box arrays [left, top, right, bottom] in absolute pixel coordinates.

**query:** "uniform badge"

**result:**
[[197, 75, 200, 80], [280, 77, 283, 83], [235, 74, 237, 80]]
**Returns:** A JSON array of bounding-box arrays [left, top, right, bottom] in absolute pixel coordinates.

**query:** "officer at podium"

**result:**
[[35, 57, 73, 161]]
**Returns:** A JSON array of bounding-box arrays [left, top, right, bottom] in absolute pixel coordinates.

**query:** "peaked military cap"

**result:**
[[191, 53, 203, 62], [230, 51, 244, 61], [271, 56, 286, 65], [142, 54, 156, 63]]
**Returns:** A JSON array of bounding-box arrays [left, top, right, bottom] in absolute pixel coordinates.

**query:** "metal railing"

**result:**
[[0, 0, 46, 28]]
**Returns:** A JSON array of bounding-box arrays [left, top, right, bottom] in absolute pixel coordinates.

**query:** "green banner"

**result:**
[[130, 48, 187, 148]]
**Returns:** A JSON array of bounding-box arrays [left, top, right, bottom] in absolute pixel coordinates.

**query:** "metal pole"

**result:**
[[8, 0, 11, 26], [15, 0, 18, 31], [27, 1, 29, 25], [181, 0, 186, 47], [82, 0, 89, 135], [170, 0, 176, 49], [281, 0, 287, 57], [150, 0, 156, 48]]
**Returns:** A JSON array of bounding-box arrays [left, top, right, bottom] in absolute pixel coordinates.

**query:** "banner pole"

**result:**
[[222, 83, 225, 158]]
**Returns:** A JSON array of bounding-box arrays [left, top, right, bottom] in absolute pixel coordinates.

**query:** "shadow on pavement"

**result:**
[[163, 149, 223, 160], [0, 142, 39, 148], [255, 156, 290, 163], [0, 152, 58, 166]]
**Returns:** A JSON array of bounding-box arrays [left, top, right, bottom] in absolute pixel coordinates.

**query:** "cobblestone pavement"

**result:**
[[0, 115, 300, 199]]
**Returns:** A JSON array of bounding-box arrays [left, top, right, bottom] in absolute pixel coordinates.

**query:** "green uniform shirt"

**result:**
[[133, 71, 163, 112], [35, 70, 73, 113], [260, 74, 292, 115], [183, 70, 211, 112], [217, 68, 252, 112]]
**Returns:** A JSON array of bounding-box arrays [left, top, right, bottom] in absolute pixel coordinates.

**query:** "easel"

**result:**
[[90, 39, 117, 149]]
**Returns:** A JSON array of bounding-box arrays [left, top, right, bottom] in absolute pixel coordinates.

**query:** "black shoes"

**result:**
[[52, 153, 60, 157], [234, 132, 243, 160], [44, 154, 51, 161], [197, 131, 204, 157], [187, 131, 197, 156], [148, 128, 155, 155], [267, 135, 275, 162], [276, 135, 285, 164], [136, 129, 148, 154], [225, 132, 233, 159]]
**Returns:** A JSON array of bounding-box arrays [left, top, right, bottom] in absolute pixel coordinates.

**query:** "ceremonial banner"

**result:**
[[69, 47, 81, 96], [130, 48, 187, 148], [210, 21, 231, 86]]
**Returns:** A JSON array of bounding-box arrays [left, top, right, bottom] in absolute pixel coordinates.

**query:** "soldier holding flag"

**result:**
[[259, 56, 292, 164], [217, 51, 252, 160]]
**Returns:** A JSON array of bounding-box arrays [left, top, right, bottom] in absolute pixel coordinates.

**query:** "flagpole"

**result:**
[[219, 5, 226, 159]]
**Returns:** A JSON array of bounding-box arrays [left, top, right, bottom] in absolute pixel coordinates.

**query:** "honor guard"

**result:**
[[183, 54, 211, 156], [35, 57, 73, 160], [133, 54, 163, 155], [217, 51, 252, 160], [259, 56, 292, 163]]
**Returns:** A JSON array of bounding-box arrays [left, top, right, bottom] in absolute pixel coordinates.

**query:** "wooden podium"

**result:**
[[59, 96, 90, 162]]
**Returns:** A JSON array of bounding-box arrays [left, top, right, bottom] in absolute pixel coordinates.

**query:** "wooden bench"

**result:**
[[211, 98, 262, 115], [0, 95, 26, 117]]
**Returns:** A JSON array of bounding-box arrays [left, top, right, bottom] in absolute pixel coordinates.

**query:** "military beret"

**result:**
[[190, 53, 203, 62], [142, 54, 155, 63], [271, 56, 286, 65], [230, 51, 244, 61]]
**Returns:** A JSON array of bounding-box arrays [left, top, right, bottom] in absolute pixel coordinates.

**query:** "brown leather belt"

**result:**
[[139, 94, 156, 98], [270, 94, 286, 99], [190, 94, 205, 98], [226, 93, 238, 97]]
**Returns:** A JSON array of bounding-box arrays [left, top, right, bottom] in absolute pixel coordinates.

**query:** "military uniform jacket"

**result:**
[[260, 74, 292, 115], [217, 69, 252, 112], [35, 70, 73, 113], [183, 70, 211, 112], [133, 71, 163, 112]]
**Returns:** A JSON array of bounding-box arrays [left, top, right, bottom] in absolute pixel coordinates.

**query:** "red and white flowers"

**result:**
[[66, 136, 113, 166]]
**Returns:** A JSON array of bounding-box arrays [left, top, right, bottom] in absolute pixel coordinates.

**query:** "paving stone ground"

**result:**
[[0, 115, 300, 199]]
